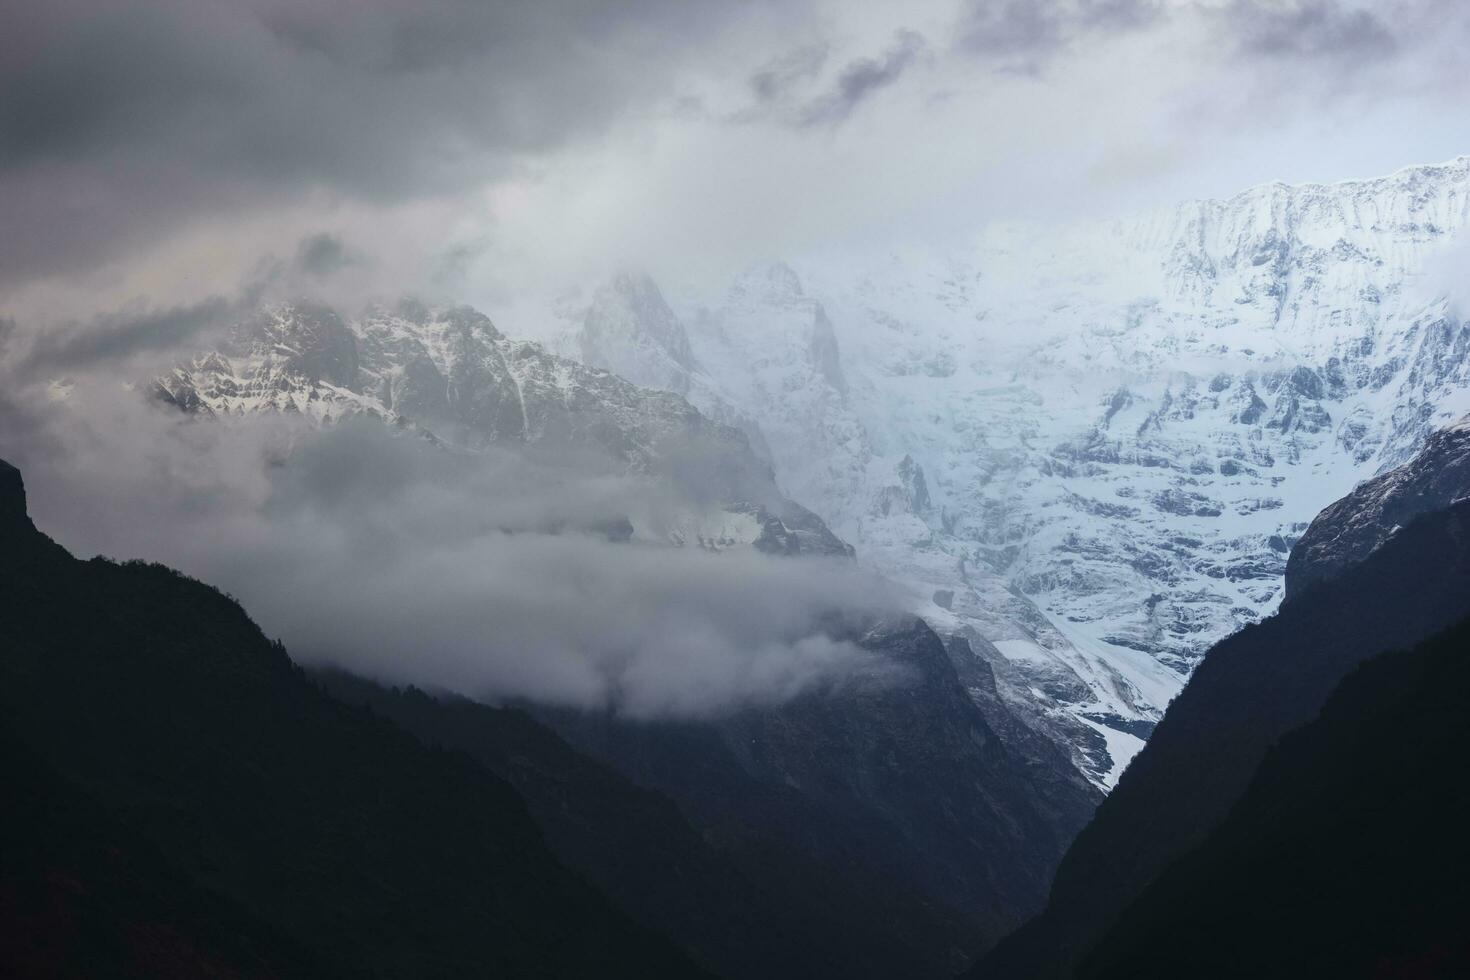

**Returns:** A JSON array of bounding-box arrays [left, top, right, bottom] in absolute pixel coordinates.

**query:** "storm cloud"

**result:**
[[954, 0, 1163, 72], [2, 0, 1467, 321], [1223, 0, 1397, 63], [731, 31, 931, 129], [0, 0, 792, 284], [9, 231, 378, 374], [18, 297, 240, 374], [794, 31, 930, 128], [2, 3, 1468, 722]]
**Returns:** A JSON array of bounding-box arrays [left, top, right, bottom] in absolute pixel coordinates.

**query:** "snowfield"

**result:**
[[148, 157, 1470, 788], [567, 157, 1470, 785]]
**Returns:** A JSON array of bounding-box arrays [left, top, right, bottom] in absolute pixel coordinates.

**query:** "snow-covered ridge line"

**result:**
[[1286, 412, 1470, 601], [153, 299, 854, 560], [559, 155, 1470, 788]]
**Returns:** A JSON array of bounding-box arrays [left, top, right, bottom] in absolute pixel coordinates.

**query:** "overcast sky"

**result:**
[[4, 0, 1469, 334], [2, 0, 1467, 716]]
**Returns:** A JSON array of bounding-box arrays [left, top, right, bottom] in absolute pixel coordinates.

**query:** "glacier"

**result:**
[[564, 156, 1470, 786]]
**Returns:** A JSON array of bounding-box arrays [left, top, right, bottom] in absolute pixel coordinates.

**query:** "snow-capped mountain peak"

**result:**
[[153, 297, 852, 559], [558, 157, 1470, 787], [578, 272, 698, 396]]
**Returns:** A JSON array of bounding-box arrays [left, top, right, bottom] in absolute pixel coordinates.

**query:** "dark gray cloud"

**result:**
[[749, 44, 830, 105], [955, 0, 1162, 72], [1196, 0, 1470, 118], [0, 375, 907, 718], [13, 233, 365, 374], [732, 31, 929, 129], [1077, 0, 1166, 31], [3, 0, 1460, 307], [294, 234, 357, 279], [19, 297, 239, 375], [796, 31, 929, 128], [1225, 0, 1397, 61], [957, 0, 1065, 64], [0, 0, 783, 284]]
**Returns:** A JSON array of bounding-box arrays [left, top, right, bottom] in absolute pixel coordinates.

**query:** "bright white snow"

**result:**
[[563, 157, 1470, 786]]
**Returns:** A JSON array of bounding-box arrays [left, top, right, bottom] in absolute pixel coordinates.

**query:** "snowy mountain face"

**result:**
[[568, 158, 1470, 787], [143, 300, 1104, 965], [153, 299, 851, 558], [578, 273, 699, 397]]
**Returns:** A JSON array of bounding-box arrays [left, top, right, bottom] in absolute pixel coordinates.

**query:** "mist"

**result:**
[[0, 375, 907, 719]]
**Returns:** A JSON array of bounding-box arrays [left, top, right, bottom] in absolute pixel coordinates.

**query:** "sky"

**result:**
[[3, 0, 1469, 331], [1, 0, 1468, 716]]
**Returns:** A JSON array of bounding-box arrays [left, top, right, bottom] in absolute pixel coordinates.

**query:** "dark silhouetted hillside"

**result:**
[[977, 490, 1470, 979], [1080, 614, 1470, 979], [0, 458, 704, 979], [543, 615, 1101, 977], [316, 670, 916, 980]]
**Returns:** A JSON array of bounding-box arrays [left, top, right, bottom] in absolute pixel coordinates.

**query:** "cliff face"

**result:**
[[152, 297, 853, 557], [975, 429, 1470, 980], [564, 158, 1470, 786]]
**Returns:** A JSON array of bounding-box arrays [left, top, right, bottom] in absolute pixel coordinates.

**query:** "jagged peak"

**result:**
[[360, 298, 502, 336], [1111, 153, 1470, 289], [602, 268, 663, 296], [383, 295, 433, 324], [1191, 153, 1470, 212], [579, 271, 697, 389], [586, 271, 686, 340], [731, 260, 806, 302], [231, 300, 357, 352], [252, 298, 349, 330]]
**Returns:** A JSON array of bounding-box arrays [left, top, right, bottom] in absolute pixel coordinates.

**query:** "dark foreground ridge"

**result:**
[[0, 451, 1102, 979], [977, 431, 1470, 980], [314, 669, 879, 980], [1079, 613, 1470, 979], [0, 458, 704, 979]]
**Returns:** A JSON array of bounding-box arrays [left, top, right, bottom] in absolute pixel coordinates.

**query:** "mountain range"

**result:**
[[559, 156, 1470, 786], [7, 405, 1467, 977], [140, 157, 1470, 790], [139, 288, 1105, 973], [8, 155, 1470, 977], [975, 409, 1470, 978]]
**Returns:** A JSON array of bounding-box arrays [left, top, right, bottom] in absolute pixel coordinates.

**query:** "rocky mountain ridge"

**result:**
[[563, 156, 1470, 785], [153, 298, 850, 558], [1286, 414, 1470, 599], [141, 292, 1100, 977], [974, 394, 1470, 979]]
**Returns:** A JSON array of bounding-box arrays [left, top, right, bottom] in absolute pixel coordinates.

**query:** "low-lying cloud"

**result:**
[[0, 375, 906, 719]]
